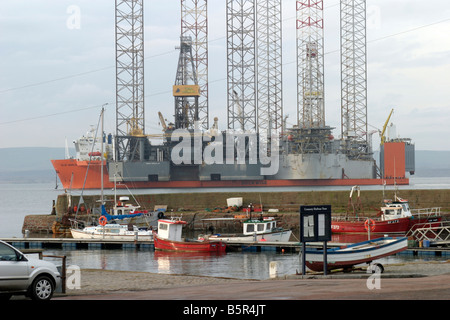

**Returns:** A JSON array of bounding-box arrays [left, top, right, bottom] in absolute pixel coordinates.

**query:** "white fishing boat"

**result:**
[[70, 222, 153, 241], [69, 108, 155, 240], [199, 216, 292, 243], [304, 236, 408, 272], [70, 204, 153, 240]]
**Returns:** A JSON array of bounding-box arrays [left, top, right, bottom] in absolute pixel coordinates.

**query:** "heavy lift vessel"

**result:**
[[51, 110, 414, 190], [52, 27, 414, 190]]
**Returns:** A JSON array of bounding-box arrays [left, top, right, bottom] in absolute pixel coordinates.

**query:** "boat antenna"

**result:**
[[259, 195, 264, 215]]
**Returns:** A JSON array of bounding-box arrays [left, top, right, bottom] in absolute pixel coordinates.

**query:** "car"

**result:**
[[0, 240, 61, 300]]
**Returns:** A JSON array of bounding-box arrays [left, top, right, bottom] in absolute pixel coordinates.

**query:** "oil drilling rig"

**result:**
[[58, 0, 414, 190]]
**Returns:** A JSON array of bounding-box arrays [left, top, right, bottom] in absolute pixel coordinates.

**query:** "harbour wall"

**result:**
[[54, 189, 450, 215], [22, 189, 450, 235]]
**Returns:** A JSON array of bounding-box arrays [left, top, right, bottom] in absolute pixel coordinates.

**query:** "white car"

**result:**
[[0, 240, 61, 300]]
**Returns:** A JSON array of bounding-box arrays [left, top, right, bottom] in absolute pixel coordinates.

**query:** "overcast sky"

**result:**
[[1, 0, 450, 152]]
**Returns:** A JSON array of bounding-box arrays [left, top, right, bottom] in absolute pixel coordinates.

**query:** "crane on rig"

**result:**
[[380, 108, 394, 146]]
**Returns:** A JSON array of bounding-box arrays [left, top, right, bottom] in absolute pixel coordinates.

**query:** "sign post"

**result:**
[[300, 205, 332, 275]]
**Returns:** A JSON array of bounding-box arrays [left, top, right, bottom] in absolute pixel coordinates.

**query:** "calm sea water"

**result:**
[[0, 177, 449, 280]]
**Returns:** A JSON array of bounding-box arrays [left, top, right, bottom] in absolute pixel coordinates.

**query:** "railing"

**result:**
[[410, 207, 441, 217], [408, 221, 450, 243], [331, 216, 373, 222]]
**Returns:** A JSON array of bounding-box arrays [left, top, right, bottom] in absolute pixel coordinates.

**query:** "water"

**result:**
[[42, 248, 302, 280], [0, 177, 449, 280]]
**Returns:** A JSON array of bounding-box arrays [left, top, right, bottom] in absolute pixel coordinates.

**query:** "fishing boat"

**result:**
[[199, 216, 292, 243], [102, 196, 161, 228], [305, 236, 408, 272], [70, 206, 153, 241], [332, 191, 441, 234], [70, 223, 153, 241], [153, 217, 226, 253], [69, 108, 156, 239]]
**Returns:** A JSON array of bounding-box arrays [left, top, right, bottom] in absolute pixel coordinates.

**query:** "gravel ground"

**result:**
[[66, 269, 253, 296], [65, 260, 450, 296]]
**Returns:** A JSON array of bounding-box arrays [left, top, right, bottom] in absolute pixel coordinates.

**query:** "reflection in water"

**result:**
[[45, 247, 302, 280], [154, 251, 227, 274]]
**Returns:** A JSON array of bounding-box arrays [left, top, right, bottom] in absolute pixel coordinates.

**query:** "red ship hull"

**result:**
[[153, 234, 226, 253], [51, 159, 409, 189], [331, 217, 442, 234], [332, 217, 411, 234]]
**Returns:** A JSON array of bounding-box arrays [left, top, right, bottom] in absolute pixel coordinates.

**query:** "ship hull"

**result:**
[[331, 216, 441, 234], [52, 159, 114, 189], [52, 159, 408, 189], [331, 217, 411, 234], [153, 234, 226, 253]]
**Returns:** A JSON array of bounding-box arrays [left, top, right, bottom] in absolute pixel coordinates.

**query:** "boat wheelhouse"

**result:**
[[201, 216, 292, 243], [153, 217, 226, 253]]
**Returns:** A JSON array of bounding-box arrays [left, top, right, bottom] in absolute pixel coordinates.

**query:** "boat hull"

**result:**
[[52, 159, 114, 189], [70, 228, 153, 241], [331, 216, 441, 234], [208, 230, 292, 243], [408, 217, 442, 231], [153, 235, 226, 253], [332, 217, 411, 234], [305, 237, 408, 272], [52, 159, 408, 189]]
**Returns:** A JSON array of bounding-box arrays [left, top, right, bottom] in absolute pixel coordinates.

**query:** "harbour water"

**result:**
[[0, 177, 449, 280]]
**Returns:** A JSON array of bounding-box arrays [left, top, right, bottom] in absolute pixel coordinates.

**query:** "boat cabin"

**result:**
[[157, 218, 187, 241], [112, 196, 142, 216], [380, 198, 412, 221], [243, 217, 278, 236]]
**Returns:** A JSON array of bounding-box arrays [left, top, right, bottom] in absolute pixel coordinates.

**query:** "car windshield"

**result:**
[[0, 243, 18, 261]]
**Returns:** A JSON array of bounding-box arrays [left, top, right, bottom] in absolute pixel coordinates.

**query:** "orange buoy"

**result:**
[[98, 215, 107, 226]]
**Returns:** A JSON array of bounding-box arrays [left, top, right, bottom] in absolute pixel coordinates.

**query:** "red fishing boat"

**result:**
[[153, 217, 226, 253], [332, 194, 442, 234]]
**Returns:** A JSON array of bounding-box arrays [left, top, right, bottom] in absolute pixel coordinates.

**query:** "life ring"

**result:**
[[364, 218, 375, 232], [98, 215, 107, 226], [157, 211, 164, 219]]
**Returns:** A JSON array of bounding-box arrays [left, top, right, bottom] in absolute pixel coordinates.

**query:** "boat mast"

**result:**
[[100, 106, 105, 204]]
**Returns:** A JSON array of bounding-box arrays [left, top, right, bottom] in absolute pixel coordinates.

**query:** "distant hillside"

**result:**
[[0, 147, 74, 183], [0, 147, 448, 183], [413, 150, 450, 177]]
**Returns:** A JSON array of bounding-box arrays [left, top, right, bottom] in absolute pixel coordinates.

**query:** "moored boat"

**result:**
[[332, 193, 441, 234], [200, 216, 292, 243], [305, 236, 408, 272], [70, 224, 153, 241], [102, 196, 160, 228], [153, 217, 226, 253], [70, 208, 153, 241]]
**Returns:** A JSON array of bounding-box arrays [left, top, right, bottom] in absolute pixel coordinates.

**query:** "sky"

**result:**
[[1, 0, 450, 152]]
